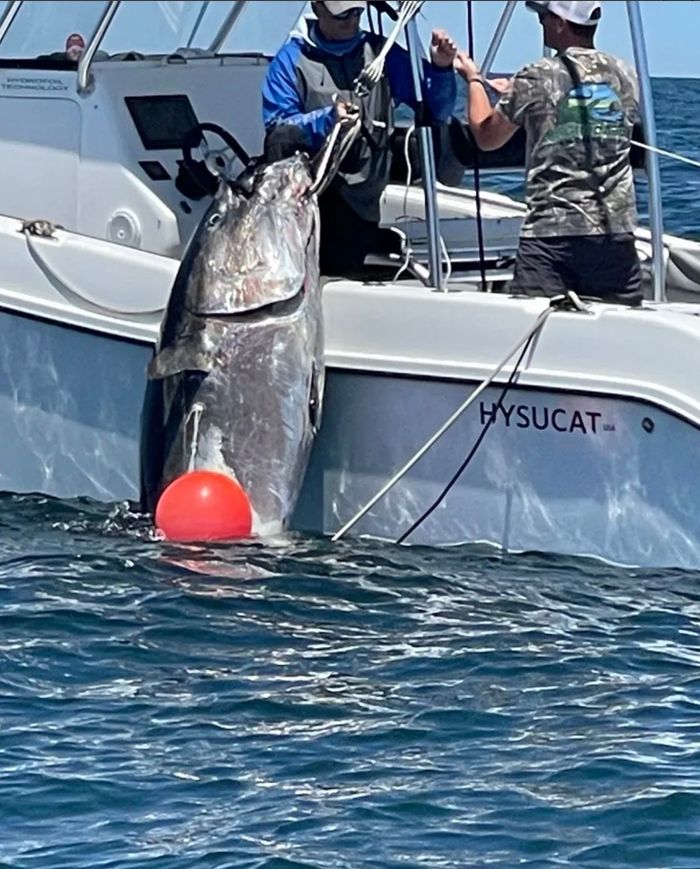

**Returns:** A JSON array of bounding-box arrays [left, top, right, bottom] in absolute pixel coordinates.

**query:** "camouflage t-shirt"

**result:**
[[496, 48, 639, 238]]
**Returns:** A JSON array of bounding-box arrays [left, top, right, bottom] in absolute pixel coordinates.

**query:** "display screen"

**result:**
[[125, 94, 199, 151]]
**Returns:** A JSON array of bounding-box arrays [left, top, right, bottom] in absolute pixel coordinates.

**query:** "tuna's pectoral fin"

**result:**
[[148, 344, 213, 380], [148, 318, 219, 380]]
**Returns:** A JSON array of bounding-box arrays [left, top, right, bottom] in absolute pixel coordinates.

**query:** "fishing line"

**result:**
[[185, 402, 205, 473], [332, 304, 560, 543], [395, 327, 536, 545], [394, 295, 585, 544], [632, 140, 700, 172], [392, 123, 416, 282]]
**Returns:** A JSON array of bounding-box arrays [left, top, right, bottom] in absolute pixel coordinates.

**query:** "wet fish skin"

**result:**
[[140, 154, 323, 535]]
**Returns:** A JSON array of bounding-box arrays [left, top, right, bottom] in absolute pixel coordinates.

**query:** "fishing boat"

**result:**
[[1, 0, 700, 568]]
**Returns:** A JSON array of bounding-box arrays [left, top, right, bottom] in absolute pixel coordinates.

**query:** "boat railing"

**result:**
[[0, 0, 22, 46], [406, 16, 444, 291], [77, 0, 121, 94], [480, 0, 517, 77], [627, 1, 665, 302], [208, 1, 248, 55]]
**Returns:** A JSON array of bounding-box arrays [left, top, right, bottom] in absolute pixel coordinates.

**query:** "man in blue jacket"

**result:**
[[262, 0, 458, 274]]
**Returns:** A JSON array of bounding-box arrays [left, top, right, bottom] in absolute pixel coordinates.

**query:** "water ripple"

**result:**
[[0, 494, 699, 867]]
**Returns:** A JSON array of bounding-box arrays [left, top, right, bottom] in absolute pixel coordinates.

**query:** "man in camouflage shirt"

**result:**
[[454, 0, 642, 304]]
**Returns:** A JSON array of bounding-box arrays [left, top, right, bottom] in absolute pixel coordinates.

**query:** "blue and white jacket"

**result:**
[[262, 18, 456, 221]]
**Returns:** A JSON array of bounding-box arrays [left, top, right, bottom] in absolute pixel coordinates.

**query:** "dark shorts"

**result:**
[[318, 189, 380, 275], [511, 234, 643, 306]]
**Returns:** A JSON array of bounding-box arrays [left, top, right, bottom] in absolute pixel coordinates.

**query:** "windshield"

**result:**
[[0, 1, 108, 60], [101, 1, 237, 56], [215, 1, 307, 56], [0, 0, 308, 61]]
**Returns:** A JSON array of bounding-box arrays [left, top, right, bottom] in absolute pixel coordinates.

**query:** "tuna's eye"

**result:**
[[208, 213, 223, 228]]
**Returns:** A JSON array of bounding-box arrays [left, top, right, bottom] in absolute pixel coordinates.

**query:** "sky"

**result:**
[[0, 1, 696, 79], [417, 1, 698, 79]]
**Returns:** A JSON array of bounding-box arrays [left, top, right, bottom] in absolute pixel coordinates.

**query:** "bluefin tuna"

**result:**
[[140, 154, 323, 535]]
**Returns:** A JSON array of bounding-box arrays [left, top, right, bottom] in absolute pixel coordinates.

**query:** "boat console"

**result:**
[[0, 0, 307, 259]]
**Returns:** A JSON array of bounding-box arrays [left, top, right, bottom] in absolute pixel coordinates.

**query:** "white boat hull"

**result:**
[[5, 281, 700, 570], [297, 368, 700, 569], [2, 0, 698, 571], [0, 309, 150, 501]]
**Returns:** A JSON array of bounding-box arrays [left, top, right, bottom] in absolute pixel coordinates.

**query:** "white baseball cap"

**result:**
[[526, 0, 602, 26], [323, 1, 367, 15]]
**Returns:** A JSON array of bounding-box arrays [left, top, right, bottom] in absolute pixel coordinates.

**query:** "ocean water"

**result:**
[[4, 498, 700, 868], [636, 78, 700, 238], [4, 79, 700, 868], [477, 78, 700, 239]]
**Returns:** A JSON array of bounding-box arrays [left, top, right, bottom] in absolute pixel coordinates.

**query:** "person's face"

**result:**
[[65, 33, 85, 62], [314, 3, 363, 41], [66, 44, 84, 62], [538, 10, 563, 49]]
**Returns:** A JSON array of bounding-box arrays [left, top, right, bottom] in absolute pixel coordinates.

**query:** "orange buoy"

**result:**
[[155, 470, 253, 542]]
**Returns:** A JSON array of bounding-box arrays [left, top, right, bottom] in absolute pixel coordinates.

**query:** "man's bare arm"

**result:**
[[454, 52, 519, 152]]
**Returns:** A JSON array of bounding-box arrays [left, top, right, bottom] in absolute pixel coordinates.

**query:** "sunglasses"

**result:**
[[329, 7, 363, 19]]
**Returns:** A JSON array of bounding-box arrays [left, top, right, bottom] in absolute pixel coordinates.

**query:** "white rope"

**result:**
[[22, 227, 163, 316], [632, 139, 700, 172], [402, 122, 416, 216], [392, 123, 452, 286], [311, 120, 343, 192], [310, 112, 362, 196], [185, 402, 205, 472], [439, 232, 452, 284], [392, 123, 417, 282], [331, 304, 559, 542]]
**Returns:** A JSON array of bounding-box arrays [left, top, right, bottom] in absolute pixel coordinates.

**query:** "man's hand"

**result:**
[[454, 53, 512, 95], [454, 50, 479, 81], [430, 29, 457, 68], [334, 99, 359, 122], [454, 50, 519, 151]]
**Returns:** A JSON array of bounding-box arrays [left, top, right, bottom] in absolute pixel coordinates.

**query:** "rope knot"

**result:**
[[21, 219, 63, 238]]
